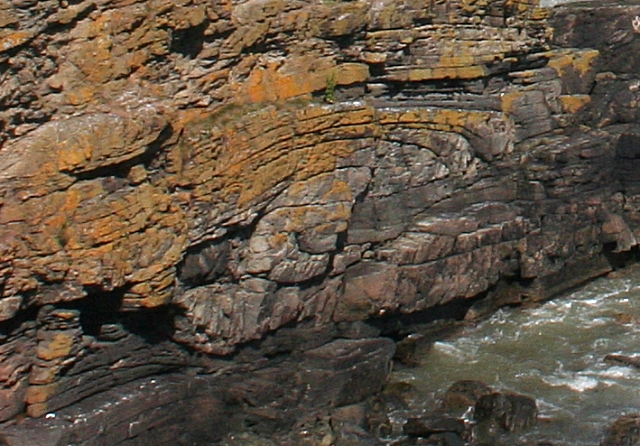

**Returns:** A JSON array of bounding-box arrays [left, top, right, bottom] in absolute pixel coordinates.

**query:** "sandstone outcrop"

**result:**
[[1, 0, 639, 443]]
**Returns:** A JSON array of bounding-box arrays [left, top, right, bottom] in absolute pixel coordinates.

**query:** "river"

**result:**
[[390, 268, 640, 445], [540, 0, 582, 6]]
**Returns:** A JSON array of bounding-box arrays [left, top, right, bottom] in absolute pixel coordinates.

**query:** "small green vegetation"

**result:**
[[324, 71, 337, 104]]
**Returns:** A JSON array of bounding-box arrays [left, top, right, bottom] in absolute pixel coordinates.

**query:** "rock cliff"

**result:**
[[1, 0, 639, 443]]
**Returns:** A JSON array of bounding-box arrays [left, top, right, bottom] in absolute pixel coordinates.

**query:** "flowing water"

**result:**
[[391, 270, 640, 445], [540, 0, 583, 6]]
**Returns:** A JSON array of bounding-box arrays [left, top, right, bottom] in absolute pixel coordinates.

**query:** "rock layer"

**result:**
[[0, 0, 639, 443]]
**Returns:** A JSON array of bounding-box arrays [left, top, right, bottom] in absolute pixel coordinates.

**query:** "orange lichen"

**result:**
[[36, 333, 74, 361], [559, 95, 591, 114]]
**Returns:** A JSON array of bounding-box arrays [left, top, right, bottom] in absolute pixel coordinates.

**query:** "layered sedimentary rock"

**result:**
[[1, 0, 639, 443]]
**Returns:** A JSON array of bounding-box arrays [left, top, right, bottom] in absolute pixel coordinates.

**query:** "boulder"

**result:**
[[442, 380, 493, 410], [403, 416, 466, 438], [474, 391, 538, 432], [602, 414, 640, 446]]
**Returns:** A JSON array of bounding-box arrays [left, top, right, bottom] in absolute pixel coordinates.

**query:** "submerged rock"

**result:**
[[219, 432, 278, 446], [394, 333, 427, 366], [604, 354, 640, 369], [403, 415, 466, 438], [601, 414, 640, 446], [442, 380, 494, 411]]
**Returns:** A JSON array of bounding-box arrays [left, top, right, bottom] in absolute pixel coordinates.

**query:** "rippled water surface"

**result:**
[[540, 0, 582, 6], [392, 271, 640, 445]]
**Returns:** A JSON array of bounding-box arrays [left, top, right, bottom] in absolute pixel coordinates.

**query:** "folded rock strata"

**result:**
[[0, 0, 639, 443]]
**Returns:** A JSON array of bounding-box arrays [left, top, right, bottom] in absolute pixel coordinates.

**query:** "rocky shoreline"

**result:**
[[2, 0, 640, 444]]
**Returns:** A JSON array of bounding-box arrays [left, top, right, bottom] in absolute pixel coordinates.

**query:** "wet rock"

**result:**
[[365, 393, 406, 439], [601, 414, 640, 446], [332, 404, 367, 430], [394, 333, 426, 366], [422, 432, 466, 446], [219, 432, 278, 446], [301, 338, 396, 408], [403, 416, 466, 438], [337, 321, 382, 340], [0, 337, 395, 445], [334, 424, 383, 446], [474, 391, 538, 432], [442, 380, 493, 410], [604, 354, 640, 369]]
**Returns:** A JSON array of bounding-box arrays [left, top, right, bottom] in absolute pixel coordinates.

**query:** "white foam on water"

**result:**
[[594, 365, 636, 380], [535, 398, 564, 414], [534, 397, 578, 424], [579, 297, 609, 307], [542, 374, 600, 392], [579, 316, 610, 329], [431, 341, 468, 359], [520, 314, 566, 327], [527, 303, 568, 318], [389, 271, 640, 445]]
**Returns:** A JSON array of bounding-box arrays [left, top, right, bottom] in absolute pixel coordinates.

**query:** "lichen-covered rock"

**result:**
[[0, 0, 639, 443]]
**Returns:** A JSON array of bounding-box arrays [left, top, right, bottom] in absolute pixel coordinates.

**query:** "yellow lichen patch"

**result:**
[[321, 180, 353, 203], [235, 57, 368, 104], [559, 95, 591, 114], [123, 268, 175, 308], [279, 203, 352, 234], [26, 402, 50, 418], [36, 333, 74, 361], [379, 107, 475, 129], [29, 365, 58, 386], [407, 68, 432, 82], [438, 55, 476, 68], [402, 65, 488, 82], [284, 174, 353, 205], [69, 36, 114, 84], [64, 85, 96, 106], [530, 7, 549, 20], [572, 50, 600, 77], [25, 383, 57, 407], [298, 140, 358, 180], [505, 0, 531, 14], [547, 49, 600, 78], [334, 63, 370, 86], [135, 288, 174, 308], [237, 150, 301, 206], [0, 29, 35, 53], [269, 233, 289, 250], [501, 91, 525, 115], [461, 0, 489, 14], [176, 102, 374, 211], [240, 59, 326, 103], [55, 140, 93, 174]]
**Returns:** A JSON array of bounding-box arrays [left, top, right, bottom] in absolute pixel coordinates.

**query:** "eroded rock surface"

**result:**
[[0, 0, 640, 443]]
